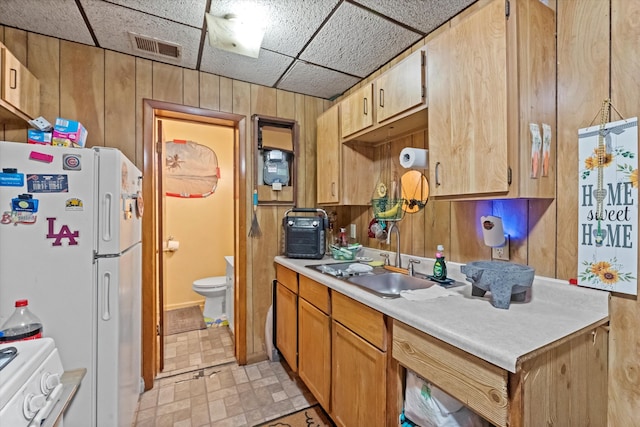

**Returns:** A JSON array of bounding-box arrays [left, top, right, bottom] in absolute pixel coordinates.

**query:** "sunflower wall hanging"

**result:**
[[577, 106, 638, 295], [165, 140, 220, 198]]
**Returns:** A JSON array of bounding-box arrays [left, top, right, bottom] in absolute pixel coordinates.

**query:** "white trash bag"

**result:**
[[404, 370, 489, 427]]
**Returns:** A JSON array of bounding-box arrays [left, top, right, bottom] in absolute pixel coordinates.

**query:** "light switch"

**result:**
[[349, 224, 357, 239]]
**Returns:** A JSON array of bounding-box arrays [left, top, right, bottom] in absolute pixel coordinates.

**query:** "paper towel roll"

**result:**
[[399, 147, 428, 169], [165, 240, 180, 252], [481, 216, 505, 247]]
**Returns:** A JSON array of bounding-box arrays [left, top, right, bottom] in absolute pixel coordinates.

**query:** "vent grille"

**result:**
[[128, 32, 181, 59]]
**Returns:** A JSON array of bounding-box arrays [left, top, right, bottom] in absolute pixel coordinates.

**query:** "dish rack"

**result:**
[[372, 197, 406, 221], [330, 244, 361, 260]]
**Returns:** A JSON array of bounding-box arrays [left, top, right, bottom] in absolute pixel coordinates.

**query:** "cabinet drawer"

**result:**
[[332, 291, 386, 351], [299, 275, 330, 314], [276, 264, 298, 293], [392, 320, 508, 427]]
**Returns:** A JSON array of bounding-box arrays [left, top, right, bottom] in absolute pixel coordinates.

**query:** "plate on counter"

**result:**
[[347, 263, 374, 273]]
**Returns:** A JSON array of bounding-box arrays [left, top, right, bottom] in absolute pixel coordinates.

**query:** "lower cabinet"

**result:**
[[274, 267, 391, 425], [298, 298, 331, 409], [275, 282, 297, 372], [393, 319, 609, 427], [332, 321, 386, 427], [331, 290, 388, 427]]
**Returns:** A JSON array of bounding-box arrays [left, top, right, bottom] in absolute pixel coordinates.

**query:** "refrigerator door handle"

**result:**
[[101, 272, 111, 320], [103, 192, 113, 242]]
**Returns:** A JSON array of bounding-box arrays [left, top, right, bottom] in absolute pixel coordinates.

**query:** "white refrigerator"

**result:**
[[0, 140, 142, 426]]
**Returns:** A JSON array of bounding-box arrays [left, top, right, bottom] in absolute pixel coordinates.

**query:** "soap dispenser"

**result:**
[[432, 244, 447, 280]]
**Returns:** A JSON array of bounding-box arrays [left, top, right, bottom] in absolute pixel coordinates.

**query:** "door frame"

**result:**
[[141, 99, 247, 389]]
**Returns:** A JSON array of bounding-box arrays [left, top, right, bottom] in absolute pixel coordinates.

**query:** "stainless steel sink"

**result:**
[[347, 272, 435, 298]]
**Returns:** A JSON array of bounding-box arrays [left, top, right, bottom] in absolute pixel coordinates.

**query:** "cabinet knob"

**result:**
[[363, 98, 368, 115], [435, 162, 442, 187], [379, 89, 385, 107]]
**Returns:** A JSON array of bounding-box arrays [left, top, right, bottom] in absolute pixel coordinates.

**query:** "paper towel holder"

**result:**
[[481, 215, 510, 260]]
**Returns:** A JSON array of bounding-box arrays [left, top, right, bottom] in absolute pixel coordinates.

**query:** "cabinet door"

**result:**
[[1, 44, 40, 119], [428, 0, 508, 197], [340, 84, 373, 137], [332, 321, 386, 427], [317, 105, 340, 204], [298, 298, 331, 410], [275, 283, 297, 372], [375, 49, 425, 124]]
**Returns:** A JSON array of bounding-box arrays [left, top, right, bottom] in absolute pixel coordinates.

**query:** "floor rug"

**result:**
[[164, 306, 206, 335], [254, 404, 334, 427]]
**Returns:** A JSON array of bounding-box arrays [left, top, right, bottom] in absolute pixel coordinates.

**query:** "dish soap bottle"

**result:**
[[432, 245, 447, 281]]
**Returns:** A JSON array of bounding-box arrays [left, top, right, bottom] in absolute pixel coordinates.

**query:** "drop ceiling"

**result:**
[[0, 0, 476, 100]]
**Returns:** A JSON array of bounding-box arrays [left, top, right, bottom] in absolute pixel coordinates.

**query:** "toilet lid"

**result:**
[[193, 276, 227, 288]]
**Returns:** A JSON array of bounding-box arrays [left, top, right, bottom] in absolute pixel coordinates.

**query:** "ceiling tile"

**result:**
[[277, 60, 360, 100], [103, 0, 208, 28], [80, 0, 201, 68], [200, 45, 294, 88], [208, 0, 340, 57], [0, 0, 477, 99], [0, 0, 94, 45], [299, 1, 421, 77], [357, 0, 477, 34]]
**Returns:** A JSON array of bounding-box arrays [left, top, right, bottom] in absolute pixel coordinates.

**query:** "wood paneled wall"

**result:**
[[609, 1, 640, 423], [0, 27, 327, 363], [332, 1, 638, 424]]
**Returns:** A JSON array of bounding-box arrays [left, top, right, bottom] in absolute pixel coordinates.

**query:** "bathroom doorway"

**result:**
[[141, 100, 248, 389], [159, 117, 235, 374]]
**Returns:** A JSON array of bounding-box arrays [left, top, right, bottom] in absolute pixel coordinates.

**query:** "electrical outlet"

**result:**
[[492, 235, 510, 260], [349, 224, 357, 239]]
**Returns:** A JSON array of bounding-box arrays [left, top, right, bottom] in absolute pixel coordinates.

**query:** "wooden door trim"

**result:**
[[141, 99, 247, 389], [156, 118, 164, 372]]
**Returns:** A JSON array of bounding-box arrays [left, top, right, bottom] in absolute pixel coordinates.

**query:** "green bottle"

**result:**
[[433, 244, 447, 280]]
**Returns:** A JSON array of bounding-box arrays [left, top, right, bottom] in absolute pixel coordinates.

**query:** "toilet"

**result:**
[[192, 276, 229, 320]]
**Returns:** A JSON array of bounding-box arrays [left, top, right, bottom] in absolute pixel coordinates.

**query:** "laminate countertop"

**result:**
[[274, 250, 610, 373]]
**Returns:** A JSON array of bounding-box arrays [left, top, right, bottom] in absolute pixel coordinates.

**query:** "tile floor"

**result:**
[[134, 325, 317, 427]]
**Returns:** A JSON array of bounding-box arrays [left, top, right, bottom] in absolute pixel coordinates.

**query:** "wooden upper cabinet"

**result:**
[[428, 0, 508, 197], [340, 84, 373, 138], [338, 47, 427, 144], [317, 104, 375, 206], [375, 48, 426, 124], [0, 42, 40, 123], [317, 105, 340, 205], [428, 0, 556, 199]]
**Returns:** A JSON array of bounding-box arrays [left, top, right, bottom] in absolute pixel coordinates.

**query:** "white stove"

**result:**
[[0, 338, 65, 426]]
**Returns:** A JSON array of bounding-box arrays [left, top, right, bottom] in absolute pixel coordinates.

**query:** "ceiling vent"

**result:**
[[128, 32, 181, 59]]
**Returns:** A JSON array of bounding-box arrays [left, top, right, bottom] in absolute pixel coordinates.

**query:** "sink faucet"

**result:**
[[407, 259, 421, 277], [387, 222, 401, 268]]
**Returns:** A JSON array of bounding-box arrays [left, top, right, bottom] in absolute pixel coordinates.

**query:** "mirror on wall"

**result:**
[[401, 170, 429, 213]]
